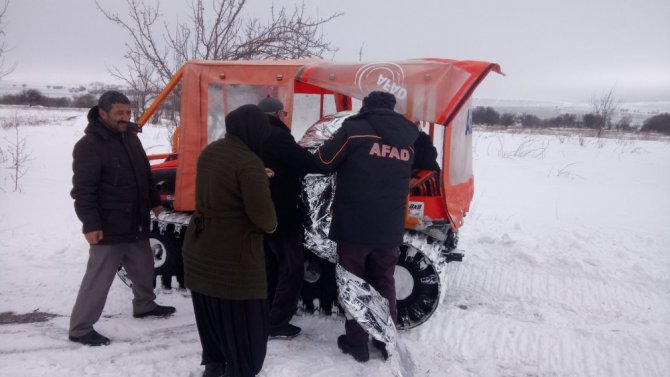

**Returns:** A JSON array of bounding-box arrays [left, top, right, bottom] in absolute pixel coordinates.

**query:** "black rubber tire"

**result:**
[[395, 243, 440, 330], [150, 221, 185, 288], [116, 220, 185, 289], [300, 234, 441, 329], [300, 252, 338, 314]]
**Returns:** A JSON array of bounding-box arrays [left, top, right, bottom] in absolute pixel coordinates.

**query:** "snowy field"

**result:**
[[1, 106, 669, 377], [472, 98, 670, 127]]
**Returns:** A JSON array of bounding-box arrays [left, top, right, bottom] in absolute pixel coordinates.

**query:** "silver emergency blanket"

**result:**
[[298, 112, 353, 263], [298, 112, 354, 149], [301, 173, 337, 262], [336, 263, 414, 377], [335, 264, 397, 348]]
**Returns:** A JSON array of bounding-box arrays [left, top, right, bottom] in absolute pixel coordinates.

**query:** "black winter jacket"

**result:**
[[262, 115, 318, 236], [315, 108, 419, 247], [70, 106, 161, 244], [413, 131, 440, 172]]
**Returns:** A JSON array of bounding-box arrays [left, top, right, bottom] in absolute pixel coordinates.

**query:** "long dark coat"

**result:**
[[182, 133, 277, 300], [261, 115, 318, 236]]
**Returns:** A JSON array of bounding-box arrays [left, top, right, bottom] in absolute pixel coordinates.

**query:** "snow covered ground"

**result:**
[[1, 106, 669, 376]]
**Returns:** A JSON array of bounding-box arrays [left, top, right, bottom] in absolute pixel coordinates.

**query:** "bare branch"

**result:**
[[3, 115, 31, 192], [0, 0, 16, 79], [96, 0, 341, 116], [592, 86, 619, 138]]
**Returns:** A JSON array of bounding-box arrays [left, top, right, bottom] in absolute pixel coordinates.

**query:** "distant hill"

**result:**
[[1, 79, 668, 125], [0, 80, 128, 98], [473, 98, 670, 126]]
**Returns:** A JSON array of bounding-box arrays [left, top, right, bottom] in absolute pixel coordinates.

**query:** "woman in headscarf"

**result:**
[[182, 104, 277, 377]]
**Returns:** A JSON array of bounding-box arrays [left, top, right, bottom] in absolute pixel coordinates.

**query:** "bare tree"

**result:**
[[0, 0, 16, 79], [0, 137, 5, 163], [592, 87, 618, 138], [106, 50, 162, 121], [3, 116, 30, 192], [96, 0, 341, 122]]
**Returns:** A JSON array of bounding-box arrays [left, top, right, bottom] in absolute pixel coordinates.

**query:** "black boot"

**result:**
[[269, 323, 301, 339], [337, 335, 369, 362], [202, 362, 226, 377], [69, 330, 111, 346], [133, 305, 176, 318], [372, 339, 389, 360]]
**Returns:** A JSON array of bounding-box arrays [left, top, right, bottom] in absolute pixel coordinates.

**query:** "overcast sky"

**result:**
[[3, 0, 670, 102]]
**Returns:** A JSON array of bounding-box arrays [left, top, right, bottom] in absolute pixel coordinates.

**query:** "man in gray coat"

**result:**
[[69, 91, 175, 346]]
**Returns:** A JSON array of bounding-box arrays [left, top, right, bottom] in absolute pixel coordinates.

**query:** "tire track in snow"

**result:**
[[409, 308, 670, 377], [443, 263, 668, 322], [406, 261, 670, 377]]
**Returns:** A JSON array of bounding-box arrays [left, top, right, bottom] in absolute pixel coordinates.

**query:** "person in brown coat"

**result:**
[[182, 104, 277, 377]]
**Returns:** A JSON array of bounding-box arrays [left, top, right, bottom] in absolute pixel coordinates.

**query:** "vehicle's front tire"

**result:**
[[116, 220, 185, 289], [299, 231, 443, 329], [301, 252, 338, 314], [395, 241, 441, 330]]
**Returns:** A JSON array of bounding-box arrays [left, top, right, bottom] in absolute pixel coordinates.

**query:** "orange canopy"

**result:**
[[295, 59, 501, 125], [155, 59, 501, 229], [295, 59, 501, 228]]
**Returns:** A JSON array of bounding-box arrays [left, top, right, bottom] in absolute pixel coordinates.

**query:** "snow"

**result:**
[[1, 106, 669, 377]]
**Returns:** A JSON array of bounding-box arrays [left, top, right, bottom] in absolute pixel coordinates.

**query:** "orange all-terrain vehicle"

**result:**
[[118, 58, 501, 330]]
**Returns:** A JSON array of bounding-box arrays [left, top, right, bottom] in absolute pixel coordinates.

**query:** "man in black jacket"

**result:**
[[410, 130, 441, 196], [259, 96, 318, 339], [314, 91, 419, 362], [69, 91, 175, 347]]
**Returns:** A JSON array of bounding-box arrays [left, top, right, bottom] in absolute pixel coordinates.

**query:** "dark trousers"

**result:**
[[191, 291, 268, 377], [264, 233, 304, 329], [337, 243, 400, 346]]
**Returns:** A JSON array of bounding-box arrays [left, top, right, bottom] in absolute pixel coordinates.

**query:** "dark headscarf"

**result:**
[[225, 104, 272, 156]]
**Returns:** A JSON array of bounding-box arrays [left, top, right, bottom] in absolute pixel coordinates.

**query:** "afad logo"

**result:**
[[354, 63, 408, 100]]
